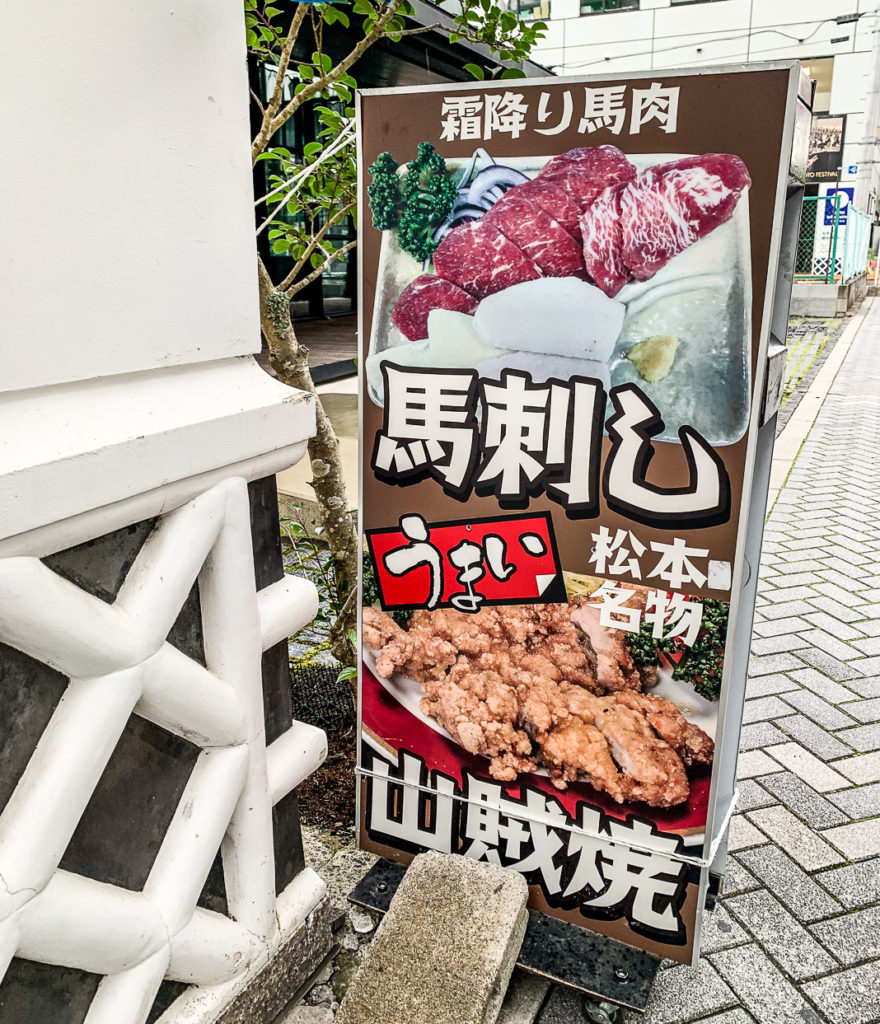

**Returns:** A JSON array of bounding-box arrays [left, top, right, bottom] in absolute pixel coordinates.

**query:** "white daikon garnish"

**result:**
[[365, 309, 509, 402], [475, 351, 610, 391], [474, 277, 625, 362]]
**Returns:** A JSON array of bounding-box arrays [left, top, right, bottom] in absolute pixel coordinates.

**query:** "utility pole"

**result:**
[[855, 5, 880, 215]]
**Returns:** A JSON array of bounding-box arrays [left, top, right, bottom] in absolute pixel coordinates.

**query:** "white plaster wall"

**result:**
[[0, 0, 259, 393]]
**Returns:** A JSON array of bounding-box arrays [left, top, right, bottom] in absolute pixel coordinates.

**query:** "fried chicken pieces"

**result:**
[[363, 602, 714, 808]]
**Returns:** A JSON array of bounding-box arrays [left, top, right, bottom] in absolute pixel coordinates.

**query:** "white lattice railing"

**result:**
[[0, 476, 327, 1023]]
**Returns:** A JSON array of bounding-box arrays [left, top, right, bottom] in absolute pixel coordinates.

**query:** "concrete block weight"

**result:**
[[336, 852, 529, 1024]]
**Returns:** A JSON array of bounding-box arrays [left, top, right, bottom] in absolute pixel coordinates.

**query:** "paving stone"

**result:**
[[744, 674, 798, 698], [688, 1012, 756, 1024], [710, 944, 824, 1024], [786, 626, 856, 659], [741, 696, 794, 724], [771, 571, 821, 588], [745, 806, 843, 870], [757, 772, 850, 829], [819, 567, 869, 592], [750, 635, 810, 656], [622, 958, 736, 1024], [827, 780, 880, 818], [854, 618, 880, 636], [835, 722, 880, 752], [721, 857, 760, 896], [761, 742, 849, 792], [699, 904, 750, 955], [809, 905, 880, 966], [821, 819, 880, 860], [802, 960, 880, 1024], [759, 601, 813, 621], [752, 615, 810, 638], [802, 613, 865, 641], [727, 815, 768, 853], [831, 750, 880, 784], [735, 846, 841, 922], [816, 858, 880, 909], [336, 852, 528, 1024], [791, 647, 860, 681], [842, 696, 880, 723], [839, 674, 880, 699], [804, 595, 862, 622], [747, 653, 804, 676], [739, 722, 788, 751], [852, 635, 880, 656], [846, 655, 880, 676], [764, 586, 817, 602], [724, 890, 837, 981], [283, 1006, 334, 1024], [776, 715, 853, 760], [497, 969, 550, 1024], [736, 751, 781, 780], [787, 668, 860, 705], [779, 690, 855, 730], [734, 779, 776, 812]]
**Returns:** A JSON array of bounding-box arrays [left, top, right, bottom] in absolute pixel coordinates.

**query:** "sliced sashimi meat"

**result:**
[[431, 219, 542, 299], [391, 273, 478, 341], [507, 178, 583, 238], [618, 153, 751, 281], [538, 145, 637, 212], [483, 192, 586, 280], [580, 184, 630, 298]]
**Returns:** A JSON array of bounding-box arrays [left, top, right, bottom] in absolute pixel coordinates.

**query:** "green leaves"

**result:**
[[450, 0, 547, 70]]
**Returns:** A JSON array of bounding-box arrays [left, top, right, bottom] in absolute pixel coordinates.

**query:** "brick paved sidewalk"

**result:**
[[627, 303, 880, 1024]]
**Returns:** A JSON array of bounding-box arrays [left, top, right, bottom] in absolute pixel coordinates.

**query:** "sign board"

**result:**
[[357, 64, 801, 964], [807, 113, 846, 183], [823, 186, 854, 225], [848, 164, 859, 175]]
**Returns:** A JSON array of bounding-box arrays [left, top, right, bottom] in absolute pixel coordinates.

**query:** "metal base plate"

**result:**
[[349, 860, 660, 1012]]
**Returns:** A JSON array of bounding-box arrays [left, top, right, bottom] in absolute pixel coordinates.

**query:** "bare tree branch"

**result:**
[[278, 200, 357, 293], [252, 2, 309, 162], [285, 239, 357, 297], [395, 23, 442, 36]]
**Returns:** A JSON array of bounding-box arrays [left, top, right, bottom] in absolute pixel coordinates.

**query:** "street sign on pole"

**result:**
[[357, 63, 803, 966]]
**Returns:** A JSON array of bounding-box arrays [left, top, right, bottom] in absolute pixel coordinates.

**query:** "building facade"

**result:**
[[528, 0, 880, 213]]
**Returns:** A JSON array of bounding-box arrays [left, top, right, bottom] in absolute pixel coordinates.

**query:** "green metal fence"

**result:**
[[795, 193, 871, 285]]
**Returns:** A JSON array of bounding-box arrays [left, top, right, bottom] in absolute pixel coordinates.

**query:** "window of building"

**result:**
[[514, 0, 550, 20], [803, 57, 834, 113], [579, 0, 639, 14]]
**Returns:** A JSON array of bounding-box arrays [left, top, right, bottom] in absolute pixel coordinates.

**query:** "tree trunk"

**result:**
[[258, 263, 358, 666]]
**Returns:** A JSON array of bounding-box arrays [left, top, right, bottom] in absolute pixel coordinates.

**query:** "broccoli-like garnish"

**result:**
[[362, 549, 411, 627], [628, 597, 728, 702], [672, 599, 728, 702], [367, 142, 456, 262], [367, 151, 402, 230], [398, 142, 457, 262]]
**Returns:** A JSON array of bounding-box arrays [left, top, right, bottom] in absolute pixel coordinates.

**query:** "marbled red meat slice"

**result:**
[[508, 178, 582, 238], [580, 184, 630, 297], [539, 145, 637, 213], [619, 153, 751, 280], [431, 219, 542, 299], [391, 274, 478, 341], [483, 193, 587, 280]]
